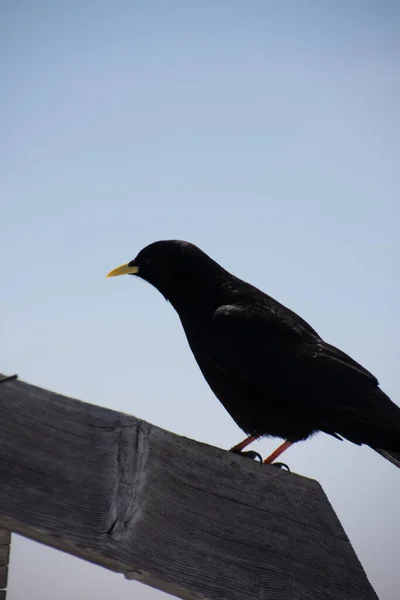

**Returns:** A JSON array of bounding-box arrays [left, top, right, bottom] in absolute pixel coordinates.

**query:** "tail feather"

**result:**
[[327, 388, 400, 467], [374, 448, 400, 469]]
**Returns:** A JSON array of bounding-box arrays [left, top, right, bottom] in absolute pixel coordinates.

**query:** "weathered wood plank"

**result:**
[[0, 375, 378, 600], [0, 567, 7, 590], [0, 547, 9, 568], [0, 526, 10, 599]]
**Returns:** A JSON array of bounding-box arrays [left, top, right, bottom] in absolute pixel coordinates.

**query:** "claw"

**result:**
[[230, 447, 263, 463], [271, 462, 291, 473]]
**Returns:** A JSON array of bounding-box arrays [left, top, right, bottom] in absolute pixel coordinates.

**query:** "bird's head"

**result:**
[[106, 240, 226, 309]]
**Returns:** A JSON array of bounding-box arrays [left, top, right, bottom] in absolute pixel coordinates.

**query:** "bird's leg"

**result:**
[[231, 435, 257, 452], [230, 435, 262, 462], [263, 440, 293, 466]]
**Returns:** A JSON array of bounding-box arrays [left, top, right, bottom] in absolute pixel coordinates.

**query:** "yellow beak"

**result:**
[[106, 263, 139, 278]]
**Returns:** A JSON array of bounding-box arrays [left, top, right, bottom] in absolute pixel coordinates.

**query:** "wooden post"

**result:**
[[0, 528, 10, 600], [0, 374, 378, 600]]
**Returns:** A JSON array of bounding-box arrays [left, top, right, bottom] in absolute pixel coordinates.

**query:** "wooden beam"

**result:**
[[0, 374, 378, 600], [0, 522, 11, 599]]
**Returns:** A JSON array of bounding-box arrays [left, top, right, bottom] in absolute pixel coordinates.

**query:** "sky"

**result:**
[[1, 1, 399, 598]]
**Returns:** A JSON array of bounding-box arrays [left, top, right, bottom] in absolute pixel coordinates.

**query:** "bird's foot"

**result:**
[[229, 448, 290, 471], [271, 462, 291, 473], [229, 447, 263, 463]]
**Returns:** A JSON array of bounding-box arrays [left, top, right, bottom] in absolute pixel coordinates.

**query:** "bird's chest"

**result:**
[[181, 323, 272, 434], [179, 316, 308, 437]]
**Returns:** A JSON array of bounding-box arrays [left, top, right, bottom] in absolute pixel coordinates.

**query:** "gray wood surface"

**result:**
[[0, 527, 10, 598], [0, 568, 7, 590], [0, 546, 9, 568], [0, 374, 378, 600]]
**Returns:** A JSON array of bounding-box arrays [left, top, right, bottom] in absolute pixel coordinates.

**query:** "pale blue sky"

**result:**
[[1, 2, 399, 599]]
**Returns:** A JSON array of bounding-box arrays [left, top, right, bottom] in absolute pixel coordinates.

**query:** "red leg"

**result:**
[[264, 441, 293, 464], [230, 435, 258, 453]]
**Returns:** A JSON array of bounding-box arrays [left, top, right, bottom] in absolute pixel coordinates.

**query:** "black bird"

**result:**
[[107, 240, 400, 468]]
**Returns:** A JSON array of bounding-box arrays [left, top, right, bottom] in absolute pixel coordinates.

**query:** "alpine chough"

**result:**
[[107, 240, 400, 468]]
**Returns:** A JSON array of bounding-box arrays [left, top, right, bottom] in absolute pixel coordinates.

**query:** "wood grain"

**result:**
[[0, 531, 10, 547], [0, 374, 378, 600], [0, 568, 7, 590], [0, 546, 9, 568], [0, 526, 10, 598]]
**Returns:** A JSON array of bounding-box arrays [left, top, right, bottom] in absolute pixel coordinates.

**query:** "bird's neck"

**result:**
[[167, 273, 242, 320]]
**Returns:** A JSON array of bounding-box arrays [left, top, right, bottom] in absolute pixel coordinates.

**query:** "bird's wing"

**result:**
[[208, 304, 378, 395]]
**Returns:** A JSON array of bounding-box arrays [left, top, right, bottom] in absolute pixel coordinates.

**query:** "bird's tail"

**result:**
[[374, 448, 400, 469], [329, 387, 400, 468], [368, 388, 400, 468]]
